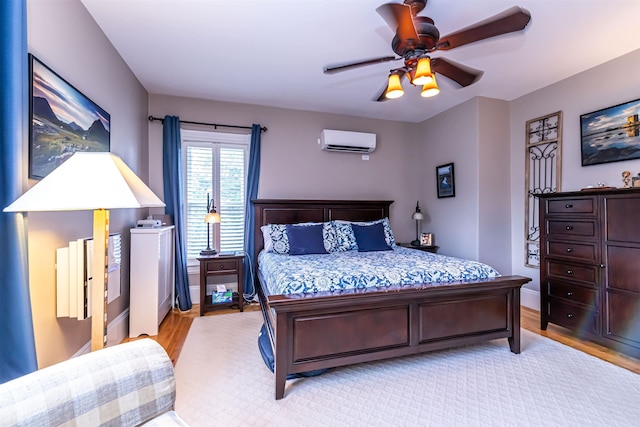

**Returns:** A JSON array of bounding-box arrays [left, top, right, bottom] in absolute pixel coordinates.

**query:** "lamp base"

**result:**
[[410, 239, 421, 247], [200, 249, 218, 256]]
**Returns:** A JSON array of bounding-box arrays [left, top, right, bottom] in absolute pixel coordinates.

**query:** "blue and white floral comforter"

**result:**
[[258, 246, 500, 296]]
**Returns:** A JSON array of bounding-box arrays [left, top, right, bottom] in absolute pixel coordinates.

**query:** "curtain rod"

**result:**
[[148, 115, 267, 133]]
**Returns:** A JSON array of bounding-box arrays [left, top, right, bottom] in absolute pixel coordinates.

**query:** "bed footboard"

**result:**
[[258, 275, 528, 399]]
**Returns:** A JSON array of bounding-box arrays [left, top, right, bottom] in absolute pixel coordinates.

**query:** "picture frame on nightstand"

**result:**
[[420, 232, 433, 246]]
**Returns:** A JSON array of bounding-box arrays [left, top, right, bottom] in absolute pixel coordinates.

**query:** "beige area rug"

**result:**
[[174, 311, 640, 427]]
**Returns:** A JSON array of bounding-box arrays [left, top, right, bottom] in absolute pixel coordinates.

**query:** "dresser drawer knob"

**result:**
[[567, 291, 573, 297], [565, 204, 573, 208], [566, 248, 573, 253], [567, 313, 574, 319], [567, 270, 573, 275], [565, 225, 574, 231]]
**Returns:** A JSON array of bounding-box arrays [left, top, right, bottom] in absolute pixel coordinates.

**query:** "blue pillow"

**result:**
[[286, 224, 328, 255], [352, 222, 391, 252]]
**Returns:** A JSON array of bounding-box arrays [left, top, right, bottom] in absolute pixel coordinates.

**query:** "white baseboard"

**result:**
[[73, 308, 130, 357], [521, 288, 540, 311], [189, 285, 199, 304]]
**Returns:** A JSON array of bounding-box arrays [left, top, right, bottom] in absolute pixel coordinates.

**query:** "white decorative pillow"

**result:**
[[331, 221, 358, 252], [261, 225, 274, 252], [268, 224, 289, 254]]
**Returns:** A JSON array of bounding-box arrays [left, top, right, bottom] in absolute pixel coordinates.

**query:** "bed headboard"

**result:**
[[251, 199, 393, 270]]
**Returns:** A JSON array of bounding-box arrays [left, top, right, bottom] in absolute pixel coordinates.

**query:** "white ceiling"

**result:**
[[81, 0, 640, 123]]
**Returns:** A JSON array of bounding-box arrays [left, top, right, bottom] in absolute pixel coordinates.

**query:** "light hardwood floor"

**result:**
[[124, 304, 639, 374]]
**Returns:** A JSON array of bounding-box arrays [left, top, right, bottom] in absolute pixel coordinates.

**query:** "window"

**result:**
[[182, 129, 249, 262]]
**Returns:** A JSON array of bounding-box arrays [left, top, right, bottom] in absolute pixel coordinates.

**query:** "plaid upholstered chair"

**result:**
[[0, 339, 188, 426]]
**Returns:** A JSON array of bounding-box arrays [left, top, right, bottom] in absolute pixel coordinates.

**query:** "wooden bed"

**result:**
[[252, 199, 531, 399]]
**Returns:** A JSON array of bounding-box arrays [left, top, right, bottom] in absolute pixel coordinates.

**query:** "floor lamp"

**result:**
[[4, 152, 164, 351]]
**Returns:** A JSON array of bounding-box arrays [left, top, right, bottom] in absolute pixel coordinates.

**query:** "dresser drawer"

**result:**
[[546, 197, 596, 215], [546, 299, 599, 335], [546, 281, 597, 307], [546, 240, 597, 263], [546, 220, 596, 238], [546, 260, 597, 285], [203, 259, 238, 274]]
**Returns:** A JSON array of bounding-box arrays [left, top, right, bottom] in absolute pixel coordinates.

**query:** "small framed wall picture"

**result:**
[[436, 162, 455, 198], [420, 232, 433, 246]]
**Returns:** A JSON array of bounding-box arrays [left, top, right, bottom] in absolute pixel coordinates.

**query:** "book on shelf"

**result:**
[[211, 290, 233, 304]]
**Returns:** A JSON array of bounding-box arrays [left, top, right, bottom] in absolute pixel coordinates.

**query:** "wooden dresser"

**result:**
[[539, 188, 640, 358]]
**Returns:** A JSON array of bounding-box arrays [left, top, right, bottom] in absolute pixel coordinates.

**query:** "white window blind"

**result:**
[[182, 130, 249, 261]]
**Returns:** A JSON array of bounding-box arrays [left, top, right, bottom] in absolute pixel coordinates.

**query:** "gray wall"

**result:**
[[148, 94, 422, 245], [25, 0, 640, 367], [415, 99, 481, 260], [509, 47, 640, 308], [27, 0, 149, 367], [413, 97, 512, 275]]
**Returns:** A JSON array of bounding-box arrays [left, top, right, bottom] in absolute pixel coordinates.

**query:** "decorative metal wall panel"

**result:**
[[525, 111, 562, 267]]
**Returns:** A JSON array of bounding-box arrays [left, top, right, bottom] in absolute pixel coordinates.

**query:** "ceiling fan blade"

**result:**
[[323, 56, 398, 74], [374, 69, 407, 102], [435, 6, 531, 51], [376, 3, 419, 46], [430, 57, 483, 87]]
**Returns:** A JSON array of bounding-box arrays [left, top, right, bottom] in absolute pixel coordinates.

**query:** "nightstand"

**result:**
[[197, 254, 244, 316], [397, 243, 439, 253]]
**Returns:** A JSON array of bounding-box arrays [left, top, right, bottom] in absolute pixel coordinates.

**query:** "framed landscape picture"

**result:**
[[436, 162, 455, 198], [580, 98, 640, 166], [29, 54, 110, 179]]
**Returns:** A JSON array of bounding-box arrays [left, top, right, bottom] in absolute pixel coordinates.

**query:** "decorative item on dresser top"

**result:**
[[538, 187, 640, 358]]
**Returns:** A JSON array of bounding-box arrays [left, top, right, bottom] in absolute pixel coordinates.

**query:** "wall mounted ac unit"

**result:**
[[319, 129, 376, 153]]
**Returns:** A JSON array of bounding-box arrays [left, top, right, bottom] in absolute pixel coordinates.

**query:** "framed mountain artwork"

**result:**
[[29, 54, 110, 179]]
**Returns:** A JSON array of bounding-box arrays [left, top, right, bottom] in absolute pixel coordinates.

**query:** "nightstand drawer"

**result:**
[[546, 220, 596, 238], [546, 240, 597, 262], [546, 281, 597, 307], [546, 197, 595, 215], [545, 260, 597, 285], [203, 259, 238, 274]]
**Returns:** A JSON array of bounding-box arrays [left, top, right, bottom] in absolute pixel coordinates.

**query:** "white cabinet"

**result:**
[[129, 226, 175, 337]]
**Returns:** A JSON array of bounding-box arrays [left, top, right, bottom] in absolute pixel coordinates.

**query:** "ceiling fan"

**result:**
[[323, 0, 531, 101]]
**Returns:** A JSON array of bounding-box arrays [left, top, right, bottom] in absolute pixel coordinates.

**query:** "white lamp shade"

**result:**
[[4, 152, 165, 212], [412, 211, 424, 220]]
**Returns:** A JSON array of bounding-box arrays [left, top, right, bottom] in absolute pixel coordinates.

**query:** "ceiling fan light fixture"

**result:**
[[420, 74, 440, 97], [412, 57, 434, 85], [385, 73, 404, 99]]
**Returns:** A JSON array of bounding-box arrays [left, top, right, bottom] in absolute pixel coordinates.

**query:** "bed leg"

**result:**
[[275, 369, 286, 400], [508, 288, 521, 354], [274, 312, 288, 400]]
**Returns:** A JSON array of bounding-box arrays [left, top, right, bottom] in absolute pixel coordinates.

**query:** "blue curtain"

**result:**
[[0, 0, 37, 383], [162, 116, 192, 311], [243, 124, 262, 299]]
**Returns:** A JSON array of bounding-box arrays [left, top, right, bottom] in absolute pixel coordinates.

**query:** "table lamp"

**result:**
[[4, 152, 164, 351], [411, 201, 424, 247], [200, 193, 221, 256]]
